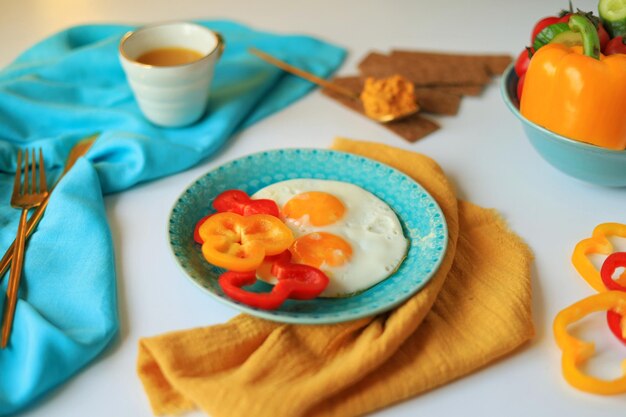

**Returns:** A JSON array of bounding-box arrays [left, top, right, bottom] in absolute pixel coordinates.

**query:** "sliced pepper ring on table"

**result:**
[[553, 291, 626, 395], [601, 252, 626, 344], [572, 223, 626, 293], [600, 252, 626, 292], [607, 310, 626, 345]]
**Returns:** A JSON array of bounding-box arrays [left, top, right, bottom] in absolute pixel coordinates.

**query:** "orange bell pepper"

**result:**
[[553, 291, 626, 395], [571, 222, 626, 293], [199, 212, 294, 272], [520, 14, 626, 150]]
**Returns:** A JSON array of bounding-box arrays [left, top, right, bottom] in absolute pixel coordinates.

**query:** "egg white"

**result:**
[[252, 179, 408, 297]]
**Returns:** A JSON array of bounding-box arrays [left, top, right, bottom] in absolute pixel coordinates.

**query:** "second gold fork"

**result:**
[[1, 149, 48, 349]]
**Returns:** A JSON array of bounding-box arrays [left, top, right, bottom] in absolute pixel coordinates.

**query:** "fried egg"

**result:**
[[252, 179, 408, 297]]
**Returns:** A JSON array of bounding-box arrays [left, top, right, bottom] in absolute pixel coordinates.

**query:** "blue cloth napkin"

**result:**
[[0, 20, 345, 415]]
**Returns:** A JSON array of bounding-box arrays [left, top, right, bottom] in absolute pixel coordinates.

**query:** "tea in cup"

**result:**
[[135, 47, 204, 66], [119, 22, 224, 127]]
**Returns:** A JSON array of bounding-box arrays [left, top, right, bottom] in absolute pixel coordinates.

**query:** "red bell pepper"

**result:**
[[242, 199, 280, 217], [601, 252, 626, 344], [607, 310, 626, 345], [554, 291, 626, 394], [571, 223, 626, 293], [217, 250, 329, 310], [213, 190, 250, 214], [213, 189, 279, 217], [270, 250, 329, 300], [600, 252, 626, 292], [219, 271, 288, 310], [195, 190, 281, 244]]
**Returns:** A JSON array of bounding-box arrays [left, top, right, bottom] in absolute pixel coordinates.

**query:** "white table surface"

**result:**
[[2, 0, 625, 416]]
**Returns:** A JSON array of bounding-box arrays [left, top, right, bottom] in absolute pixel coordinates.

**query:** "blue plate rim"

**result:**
[[168, 147, 449, 324]]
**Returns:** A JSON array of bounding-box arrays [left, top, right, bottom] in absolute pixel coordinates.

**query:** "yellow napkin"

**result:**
[[137, 138, 535, 416]]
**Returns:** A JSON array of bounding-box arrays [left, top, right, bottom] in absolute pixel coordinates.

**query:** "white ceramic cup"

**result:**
[[119, 22, 224, 127]]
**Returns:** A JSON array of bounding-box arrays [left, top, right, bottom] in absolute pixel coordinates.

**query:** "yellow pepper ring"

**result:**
[[571, 223, 626, 292], [553, 291, 626, 395]]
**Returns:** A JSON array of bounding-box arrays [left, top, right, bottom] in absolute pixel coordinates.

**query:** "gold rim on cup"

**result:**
[[118, 21, 225, 69]]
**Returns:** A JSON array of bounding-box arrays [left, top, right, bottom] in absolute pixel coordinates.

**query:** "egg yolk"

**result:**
[[290, 232, 352, 268], [282, 192, 346, 226]]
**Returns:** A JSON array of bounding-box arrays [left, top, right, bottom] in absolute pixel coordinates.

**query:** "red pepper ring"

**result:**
[[553, 291, 626, 394], [607, 310, 626, 345], [242, 199, 280, 217], [213, 189, 250, 215], [218, 271, 288, 310], [600, 252, 626, 292], [271, 252, 329, 300], [212, 189, 280, 217], [218, 251, 330, 310], [195, 190, 281, 244], [600, 252, 626, 345]]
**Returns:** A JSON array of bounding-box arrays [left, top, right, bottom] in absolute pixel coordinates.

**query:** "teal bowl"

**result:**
[[500, 64, 626, 187]]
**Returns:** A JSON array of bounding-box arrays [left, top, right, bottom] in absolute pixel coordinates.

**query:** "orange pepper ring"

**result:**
[[199, 212, 294, 272], [553, 291, 626, 395]]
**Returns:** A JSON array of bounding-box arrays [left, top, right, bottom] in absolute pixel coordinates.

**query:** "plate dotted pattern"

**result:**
[[169, 149, 448, 324]]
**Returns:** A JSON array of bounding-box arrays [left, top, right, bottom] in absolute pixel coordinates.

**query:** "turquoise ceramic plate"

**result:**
[[169, 149, 448, 324]]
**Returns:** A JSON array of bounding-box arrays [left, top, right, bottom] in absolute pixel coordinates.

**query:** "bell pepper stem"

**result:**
[[569, 14, 601, 59]]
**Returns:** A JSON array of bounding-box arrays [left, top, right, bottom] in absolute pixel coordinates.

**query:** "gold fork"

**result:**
[[1, 149, 48, 349], [0, 136, 97, 284]]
